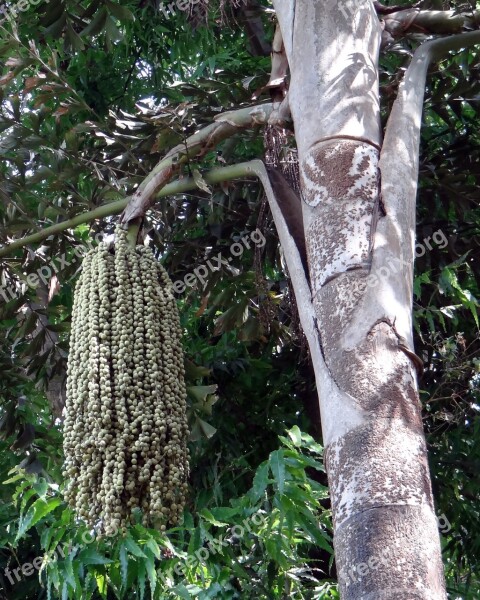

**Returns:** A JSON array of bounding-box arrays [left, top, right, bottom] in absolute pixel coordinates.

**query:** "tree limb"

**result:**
[[270, 1, 295, 59], [0, 162, 266, 257], [381, 29, 480, 214], [247, 159, 364, 442], [373, 1, 416, 15], [120, 103, 274, 224], [383, 8, 480, 40], [372, 30, 480, 347], [265, 167, 307, 273], [246, 160, 324, 372], [253, 24, 288, 102], [241, 0, 271, 56]]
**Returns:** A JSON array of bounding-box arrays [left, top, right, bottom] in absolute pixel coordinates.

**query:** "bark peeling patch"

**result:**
[[334, 503, 446, 600], [314, 280, 423, 427], [325, 419, 434, 529], [315, 270, 368, 330], [301, 140, 379, 291], [306, 202, 372, 290], [301, 140, 378, 208]]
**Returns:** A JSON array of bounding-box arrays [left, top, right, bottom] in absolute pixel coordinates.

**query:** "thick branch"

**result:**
[[0, 103, 277, 256], [381, 29, 480, 210], [373, 1, 416, 15], [242, 0, 271, 56], [246, 160, 321, 367], [265, 167, 307, 272], [120, 103, 274, 223], [254, 24, 288, 102], [383, 8, 480, 40], [249, 159, 363, 443], [0, 163, 263, 258], [371, 30, 480, 347], [271, 1, 295, 59]]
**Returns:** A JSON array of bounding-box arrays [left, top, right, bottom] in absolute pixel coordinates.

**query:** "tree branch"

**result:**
[[265, 167, 307, 272], [246, 159, 364, 441], [371, 30, 480, 347], [120, 103, 274, 224], [245, 160, 324, 371], [381, 29, 480, 211], [241, 0, 271, 56], [0, 102, 279, 256], [253, 24, 288, 102], [271, 0, 295, 60], [373, 1, 416, 15], [383, 8, 480, 40], [0, 162, 266, 258]]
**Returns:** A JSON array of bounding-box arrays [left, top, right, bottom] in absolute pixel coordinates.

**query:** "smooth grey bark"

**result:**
[[270, 1, 480, 598]]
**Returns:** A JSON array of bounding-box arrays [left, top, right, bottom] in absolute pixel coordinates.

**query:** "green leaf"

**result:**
[[269, 450, 286, 496], [189, 417, 217, 441], [296, 513, 333, 554], [33, 477, 48, 498], [20, 487, 39, 516], [187, 384, 218, 403], [199, 508, 229, 527], [105, 15, 124, 44], [145, 538, 161, 559], [3, 472, 25, 485], [250, 461, 269, 503], [287, 425, 302, 447], [43, 526, 67, 557], [66, 23, 85, 52], [171, 584, 193, 599], [80, 8, 107, 37], [284, 451, 325, 473], [64, 557, 76, 590], [106, 1, 135, 21], [187, 523, 202, 554], [145, 551, 157, 597], [77, 548, 112, 565], [209, 506, 240, 521], [16, 497, 61, 540], [119, 543, 128, 587], [61, 581, 68, 600], [47, 561, 61, 590], [192, 169, 212, 194], [298, 431, 324, 455], [124, 535, 147, 558], [95, 572, 107, 598], [138, 562, 146, 600], [11, 478, 32, 505]]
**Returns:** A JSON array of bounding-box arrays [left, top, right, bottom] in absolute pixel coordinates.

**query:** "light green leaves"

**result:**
[[269, 449, 286, 496], [16, 497, 62, 541]]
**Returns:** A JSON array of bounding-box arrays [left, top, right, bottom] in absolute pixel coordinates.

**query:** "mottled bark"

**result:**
[[272, 1, 447, 598]]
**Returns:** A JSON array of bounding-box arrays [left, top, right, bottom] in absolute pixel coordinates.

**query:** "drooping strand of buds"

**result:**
[[63, 227, 189, 535]]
